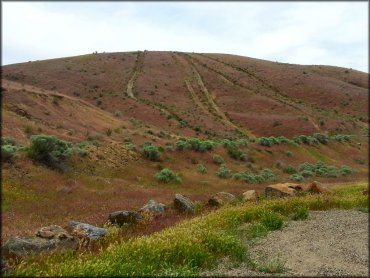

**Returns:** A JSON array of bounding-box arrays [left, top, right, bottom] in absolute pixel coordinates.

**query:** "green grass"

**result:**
[[7, 181, 368, 277]]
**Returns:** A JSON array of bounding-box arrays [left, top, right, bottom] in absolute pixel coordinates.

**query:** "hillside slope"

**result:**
[[2, 51, 368, 142]]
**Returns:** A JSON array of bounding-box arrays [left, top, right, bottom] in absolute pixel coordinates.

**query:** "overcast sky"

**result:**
[[2, 1, 368, 72]]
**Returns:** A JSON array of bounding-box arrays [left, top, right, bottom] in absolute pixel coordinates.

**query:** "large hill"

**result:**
[[1, 52, 368, 252], [2, 51, 368, 143]]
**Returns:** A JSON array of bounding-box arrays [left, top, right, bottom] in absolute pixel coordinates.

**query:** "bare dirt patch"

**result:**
[[204, 209, 369, 277]]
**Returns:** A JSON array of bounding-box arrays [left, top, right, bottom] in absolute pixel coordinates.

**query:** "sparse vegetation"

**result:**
[[197, 164, 207, 174]]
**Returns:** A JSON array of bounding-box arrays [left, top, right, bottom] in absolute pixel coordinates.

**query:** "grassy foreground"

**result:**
[[7, 181, 368, 277]]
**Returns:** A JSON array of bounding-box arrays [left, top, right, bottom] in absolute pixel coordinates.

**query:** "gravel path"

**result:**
[[203, 209, 369, 277]]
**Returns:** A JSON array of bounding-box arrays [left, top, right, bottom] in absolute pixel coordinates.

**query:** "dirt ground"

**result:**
[[204, 209, 369, 277]]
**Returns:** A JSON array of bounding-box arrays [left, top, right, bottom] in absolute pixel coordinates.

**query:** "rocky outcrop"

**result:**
[[2, 225, 78, 258], [173, 194, 195, 213], [139, 199, 166, 214], [69, 221, 107, 240], [208, 192, 236, 206], [242, 190, 258, 201], [309, 181, 330, 194], [265, 183, 296, 198], [108, 211, 143, 226]]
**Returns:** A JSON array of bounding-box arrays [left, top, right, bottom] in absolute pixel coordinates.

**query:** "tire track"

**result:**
[[177, 53, 254, 138], [191, 54, 324, 133]]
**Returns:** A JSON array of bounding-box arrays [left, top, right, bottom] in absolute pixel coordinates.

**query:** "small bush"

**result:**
[[289, 174, 304, 182], [28, 135, 72, 169], [331, 134, 351, 143], [74, 148, 89, 157], [282, 166, 296, 174], [260, 211, 284, 231], [339, 165, 353, 176], [1, 137, 16, 146], [300, 170, 314, 177], [143, 145, 161, 161], [113, 111, 122, 117], [313, 133, 328, 144], [155, 168, 182, 183], [216, 164, 232, 179], [259, 169, 277, 181], [1, 145, 17, 162], [285, 151, 293, 157], [197, 164, 207, 174], [105, 128, 112, 137], [226, 146, 247, 161], [213, 154, 225, 165]]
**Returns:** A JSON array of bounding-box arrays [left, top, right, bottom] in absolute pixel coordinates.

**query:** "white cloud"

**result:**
[[2, 2, 368, 72]]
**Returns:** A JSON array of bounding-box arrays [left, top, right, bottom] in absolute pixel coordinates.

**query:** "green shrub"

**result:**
[[313, 133, 328, 144], [216, 164, 232, 179], [331, 134, 351, 143], [1, 137, 16, 146], [275, 160, 284, 169], [339, 165, 353, 176], [232, 169, 276, 184], [113, 111, 122, 117], [143, 145, 161, 161], [300, 170, 314, 177], [175, 138, 213, 152], [1, 144, 17, 162], [74, 148, 89, 157], [175, 139, 188, 150], [289, 174, 304, 182], [197, 164, 207, 174], [282, 166, 296, 174], [293, 135, 319, 145], [213, 154, 225, 165], [28, 135, 72, 169], [155, 168, 182, 183], [259, 169, 277, 181], [285, 151, 293, 157], [298, 162, 315, 172], [256, 137, 274, 147], [260, 211, 284, 231], [226, 146, 247, 161]]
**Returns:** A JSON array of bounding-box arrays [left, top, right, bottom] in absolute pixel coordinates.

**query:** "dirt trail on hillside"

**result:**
[[176, 53, 253, 137], [126, 51, 145, 99], [203, 209, 369, 277]]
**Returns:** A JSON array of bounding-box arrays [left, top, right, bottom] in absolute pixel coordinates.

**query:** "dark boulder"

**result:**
[[108, 211, 143, 226]]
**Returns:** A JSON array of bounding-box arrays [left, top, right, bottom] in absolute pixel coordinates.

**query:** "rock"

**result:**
[[309, 181, 330, 194], [208, 192, 236, 206], [57, 186, 72, 194], [36, 225, 69, 239], [69, 221, 107, 240], [242, 190, 258, 201], [265, 183, 296, 198], [108, 211, 143, 226], [286, 183, 311, 192], [173, 194, 195, 213], [3, 226, 78, 258], [139, 199, 166, 214]]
